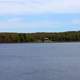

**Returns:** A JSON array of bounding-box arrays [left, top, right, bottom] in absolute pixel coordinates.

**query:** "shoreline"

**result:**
[[0, 42, 80, 44]]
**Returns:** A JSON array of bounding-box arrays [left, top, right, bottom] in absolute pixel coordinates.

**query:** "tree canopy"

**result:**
[[0, 31, 80, 43]]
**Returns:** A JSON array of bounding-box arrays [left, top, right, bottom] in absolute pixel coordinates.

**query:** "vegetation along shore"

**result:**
[[0, 31, 80, 43]]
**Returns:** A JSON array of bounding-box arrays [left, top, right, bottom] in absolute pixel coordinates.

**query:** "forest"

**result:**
[[0, 31, 80, 43]]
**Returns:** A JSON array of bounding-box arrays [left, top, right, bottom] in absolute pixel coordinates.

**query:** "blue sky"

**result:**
[[0, 0, 80, 32]]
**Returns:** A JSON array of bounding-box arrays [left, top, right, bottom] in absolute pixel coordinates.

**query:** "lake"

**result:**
[[0, 43, 80, 80]]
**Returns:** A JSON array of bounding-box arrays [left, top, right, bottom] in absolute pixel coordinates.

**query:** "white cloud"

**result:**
[[71, 19, 80, 25], [0, 16, 80, 32], [64, 0, 80, 13], [0, 0, 63, 15], [0, 0, 80, 32], [0, 0, 80, 15], [61, 18, 80, 25], [0, 0, 79, 15], [0, 17, 62, 32]]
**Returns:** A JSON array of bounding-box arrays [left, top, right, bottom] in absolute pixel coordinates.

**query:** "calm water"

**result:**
[[0, 43, 80, 80]]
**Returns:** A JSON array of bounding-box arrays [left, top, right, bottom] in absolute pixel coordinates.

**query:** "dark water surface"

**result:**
[[0, 43, 80, 80]]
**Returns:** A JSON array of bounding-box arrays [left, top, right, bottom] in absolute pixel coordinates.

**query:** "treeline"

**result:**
[[0, 31, 80, 43]]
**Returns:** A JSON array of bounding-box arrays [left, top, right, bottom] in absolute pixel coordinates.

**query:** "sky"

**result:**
[[0, 0, 80, 32]]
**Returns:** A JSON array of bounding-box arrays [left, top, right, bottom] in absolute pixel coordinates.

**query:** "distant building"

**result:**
[[44, 38, 49, 40], [44, 37, 52, 43]]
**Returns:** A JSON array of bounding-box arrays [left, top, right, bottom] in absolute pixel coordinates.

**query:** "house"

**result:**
[[44, 37, 52, 43]]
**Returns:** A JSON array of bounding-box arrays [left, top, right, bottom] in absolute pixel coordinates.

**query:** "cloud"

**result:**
[[0, 0, 80, 32], [0, 0, 80, 15], [64, 0, 80, 13], [71, 19, 80, 25], [0, 0, 63, 15], [0, 15, 80, 32], [0, 16, 63, 32]]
